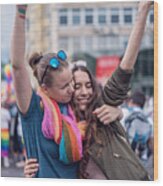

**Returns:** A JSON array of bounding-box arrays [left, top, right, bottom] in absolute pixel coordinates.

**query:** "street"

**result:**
[[1, 159, 24, 178]]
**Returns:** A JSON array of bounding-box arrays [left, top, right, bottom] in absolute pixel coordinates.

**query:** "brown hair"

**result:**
[[71, 65, 102, 122], [29, 52, 69, 87], [130, 91, 146, 108], [71, 65, 104, 178]]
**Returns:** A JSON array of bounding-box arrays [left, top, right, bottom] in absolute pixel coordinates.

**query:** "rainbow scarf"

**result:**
[[37, 88, 83, 164]]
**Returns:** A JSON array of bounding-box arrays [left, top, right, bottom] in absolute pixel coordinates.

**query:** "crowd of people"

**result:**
[[1, 1, 154, 181], [1, 101, 25, 168], [120, 92, 154, 179]]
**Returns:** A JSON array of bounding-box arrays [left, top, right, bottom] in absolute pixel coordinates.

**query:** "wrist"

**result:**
[[17, 5, 27, 20], [138, 3, 151, 13]]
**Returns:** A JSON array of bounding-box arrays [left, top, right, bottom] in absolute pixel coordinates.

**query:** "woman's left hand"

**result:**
[[93, 105, 123, 125], [24, 158, 39, 178]]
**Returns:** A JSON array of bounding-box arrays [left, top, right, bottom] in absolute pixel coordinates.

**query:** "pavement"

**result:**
[[140, 155, 154, 180], [1, 156, 154, 179], [1, 159, 24, 178]]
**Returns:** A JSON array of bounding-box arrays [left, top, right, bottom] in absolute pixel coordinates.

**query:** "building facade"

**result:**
[[1, 5, 16, 64], [26, 2, 154, 95], [26, 2, 154, 57], [0, 2, 154, 94]]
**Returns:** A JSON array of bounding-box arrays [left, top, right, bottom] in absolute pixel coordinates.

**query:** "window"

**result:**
[[124, 8, 132, 24], [43, 5, 51, 18], [138, 50, 154, 77], [85, 8, 94, 25], [42, 29, 50, 37], [58, 37, 69, 51], [109, 36, 119, 49], [122, 36, 129, 50], [60, 16, 67, 25], [85, 36, 93, 50], [72, 37, 81, 52], [98, 36, 108, 50], [98, 8, 106, 25], [72, 8, 81, 25], [111, 8, 119, 24], [59, 9, 68, 25], [134, 49, 154, 82]]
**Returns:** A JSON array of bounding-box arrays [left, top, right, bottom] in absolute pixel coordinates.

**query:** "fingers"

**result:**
[[117, 108, 123, 120], [93, 105, 110, 119], [25, 173, 36, 178], [94, 106, 110, 121], [99, 114, 112, 125], [94, 110, 107, 119], [24, 167, 39, 177], [93, 105, 105, 115], [94, 105, 116, 121], [93, 105, 123, 125], [99, 113, 118, 125], [24, 158, 39, 178], [25, 158, 38, 164]]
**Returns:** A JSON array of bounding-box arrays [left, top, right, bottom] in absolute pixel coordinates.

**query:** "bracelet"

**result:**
[[17, 5, 27, 19]]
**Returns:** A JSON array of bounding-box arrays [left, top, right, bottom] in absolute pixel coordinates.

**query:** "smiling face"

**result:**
[[43, 67, 74, 103], [73, 70, 93, 111]]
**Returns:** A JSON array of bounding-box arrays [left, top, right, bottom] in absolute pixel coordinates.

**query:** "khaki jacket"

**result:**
[[85, 67, 150, 180]]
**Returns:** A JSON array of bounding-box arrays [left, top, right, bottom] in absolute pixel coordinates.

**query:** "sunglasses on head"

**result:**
[[41, 50, 67, 84]]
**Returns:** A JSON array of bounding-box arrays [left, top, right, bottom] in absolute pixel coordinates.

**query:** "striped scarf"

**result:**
[[37, 88, 83, 164]]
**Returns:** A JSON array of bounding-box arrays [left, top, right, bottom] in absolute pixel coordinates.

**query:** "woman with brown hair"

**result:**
[[72, 65, 149, 180], [11, 5, 85, 178], [70, 1, 151, 180], [70, 1, 152, 180]]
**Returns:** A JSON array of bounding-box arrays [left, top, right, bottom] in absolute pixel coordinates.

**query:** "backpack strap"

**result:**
[[125, 111, 149, 134]]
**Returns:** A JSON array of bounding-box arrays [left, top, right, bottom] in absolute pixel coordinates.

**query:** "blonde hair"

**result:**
[[29, 52, 68, 87]]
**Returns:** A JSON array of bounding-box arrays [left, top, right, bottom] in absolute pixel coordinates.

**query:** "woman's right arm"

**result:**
[[11, 5, 32, 114]]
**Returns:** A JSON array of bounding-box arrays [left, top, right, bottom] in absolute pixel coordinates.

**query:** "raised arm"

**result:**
[[11, 5, 32, 114], [120, 1, 152, 70], [103, 1, 152, 106]]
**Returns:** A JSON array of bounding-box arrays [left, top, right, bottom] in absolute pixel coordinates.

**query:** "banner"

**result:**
[[96, 56, 120, 84]]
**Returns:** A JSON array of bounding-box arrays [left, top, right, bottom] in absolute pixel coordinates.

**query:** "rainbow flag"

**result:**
[[1, 129, 9, 157]]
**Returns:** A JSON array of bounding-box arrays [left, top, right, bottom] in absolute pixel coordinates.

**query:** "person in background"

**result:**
[[1, 100, 11, 168], [13, 111, 25, 167], [124, 91, 153, 160]]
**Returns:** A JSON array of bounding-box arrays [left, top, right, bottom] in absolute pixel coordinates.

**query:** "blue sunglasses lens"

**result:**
[[49, 58, 60, 68], [57, 50, 67, 61]]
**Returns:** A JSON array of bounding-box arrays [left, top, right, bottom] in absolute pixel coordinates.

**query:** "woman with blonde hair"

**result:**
[[11, 5, 123, 178]]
